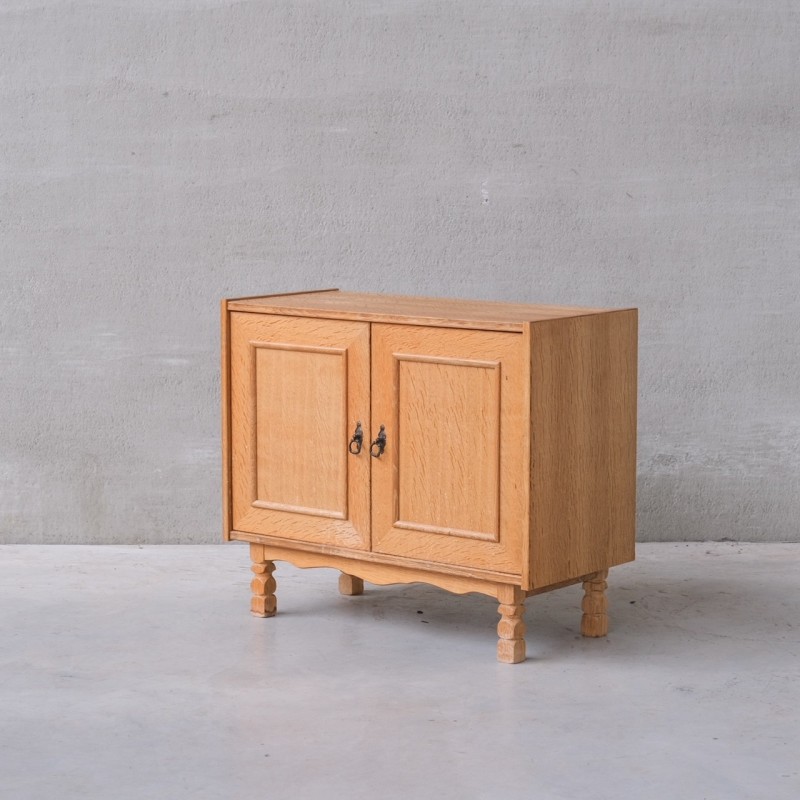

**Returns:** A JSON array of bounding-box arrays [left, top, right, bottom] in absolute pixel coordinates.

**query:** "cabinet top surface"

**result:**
[[226, 289, 630, 332]]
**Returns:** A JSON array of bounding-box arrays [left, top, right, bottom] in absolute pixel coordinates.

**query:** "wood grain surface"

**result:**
[[497, 584, 526, 663], [529, 309, 637, 588], [370, 323, 528, 574], [230, 530, 519, 584], [229, 312, 371, 550], [228, 290, 613, 332], [256, 543, 510, 599]]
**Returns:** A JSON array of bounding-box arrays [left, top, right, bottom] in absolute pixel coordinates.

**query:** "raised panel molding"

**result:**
[[251, 341, 348, 518], [395, 354, 501, 542]]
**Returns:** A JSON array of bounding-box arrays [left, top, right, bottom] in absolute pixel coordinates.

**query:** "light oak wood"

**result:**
[[230, 530, 523, 585], [396, 354, 500, 540], [497, 584, 526, 664], [529, 310, 637, 589], [229, 291, 612, 332], [581, 570, 609, 637], [222, 292, 338, 541], [519, 322, 533, 589], [371, 323, 527, 574], [227, 288, 339, 303], [223, 290, 637, 663], [250, 543, 277, 617], [338, 573, 364, 596], [221, 300, 232, 541], [255, 343, 348, 516], [257, 543, 504, 598], [230, 313, 371, 550], [525, 576, 582, 597]]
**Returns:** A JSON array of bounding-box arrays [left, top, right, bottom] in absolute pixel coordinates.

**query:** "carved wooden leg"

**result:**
[[581, 570, 609, 637], [497, 585, 526, 664], [338, 572, 364, 596], [250, 543, 277, 617]]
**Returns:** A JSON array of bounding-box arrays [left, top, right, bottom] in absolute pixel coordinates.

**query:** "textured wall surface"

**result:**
[[1, 1, 798, 543]]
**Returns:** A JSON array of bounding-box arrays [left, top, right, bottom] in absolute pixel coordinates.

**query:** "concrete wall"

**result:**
[[1, 1, 798, 544]]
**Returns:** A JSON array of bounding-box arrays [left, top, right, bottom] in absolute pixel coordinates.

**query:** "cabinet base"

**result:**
[[247, 543, 612, 664]]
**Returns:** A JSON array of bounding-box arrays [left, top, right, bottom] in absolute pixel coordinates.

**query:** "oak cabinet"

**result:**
[[222, 289, 638, 663]]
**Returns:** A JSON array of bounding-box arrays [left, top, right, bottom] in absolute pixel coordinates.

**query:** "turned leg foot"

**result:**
[[250, 543, 277, 617], [338, 572, 364, 596], [497, 585, 526, 664], [581, 570, 609, 637]]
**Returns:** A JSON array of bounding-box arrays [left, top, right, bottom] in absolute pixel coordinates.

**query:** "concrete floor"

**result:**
[[0, 543, 798, 800]]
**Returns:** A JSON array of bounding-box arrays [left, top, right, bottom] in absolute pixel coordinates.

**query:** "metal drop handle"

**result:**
[[370, 425, 387, 458], [348, 421, 364, 455]]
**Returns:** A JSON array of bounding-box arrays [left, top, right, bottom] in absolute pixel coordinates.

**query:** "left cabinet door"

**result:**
[[228, 312, 371, 550]]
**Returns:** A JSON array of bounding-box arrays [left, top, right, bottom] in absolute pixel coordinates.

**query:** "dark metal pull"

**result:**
[[370, 425, 387, 458], [348, 421, 364, 455]]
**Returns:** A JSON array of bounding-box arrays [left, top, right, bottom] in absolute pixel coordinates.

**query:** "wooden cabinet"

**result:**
[[222, 289, 638, 663]]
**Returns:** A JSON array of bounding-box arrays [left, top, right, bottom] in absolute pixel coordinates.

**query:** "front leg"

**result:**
[[581, 570, 609, 637], [250, 543, 277, 617], [497, 585, 526, 664]]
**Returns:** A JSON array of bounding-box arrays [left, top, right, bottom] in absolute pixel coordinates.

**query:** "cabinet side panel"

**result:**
[[530, 310, 637, 587], [520, 323, 532, 588]]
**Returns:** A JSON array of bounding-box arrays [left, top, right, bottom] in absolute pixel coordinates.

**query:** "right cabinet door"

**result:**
[[371, 324, 527, 574]]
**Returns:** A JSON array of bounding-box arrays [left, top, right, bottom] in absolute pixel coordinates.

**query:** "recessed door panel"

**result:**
[[230, 313, 370, 549], [371, 324, 526, 574], [397, 356, 500, 540], [254, 345, 347, 517]]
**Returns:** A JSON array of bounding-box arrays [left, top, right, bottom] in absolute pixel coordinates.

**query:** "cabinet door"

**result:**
[[229, 313, 370, 549], [371, 324, 527, 574]]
